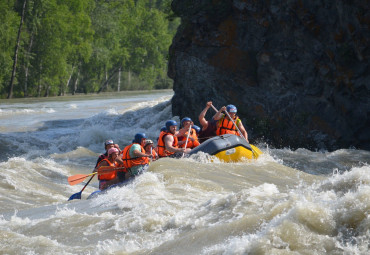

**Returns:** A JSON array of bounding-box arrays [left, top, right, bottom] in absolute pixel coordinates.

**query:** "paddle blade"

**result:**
[[67, 175, 95, 201], [68, 174, 92, 186], [68, 191, 82, 201], [250, 144, 263, 159]]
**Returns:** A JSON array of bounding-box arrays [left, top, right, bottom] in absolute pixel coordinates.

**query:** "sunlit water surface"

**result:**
[[0, 90, 369, 255]]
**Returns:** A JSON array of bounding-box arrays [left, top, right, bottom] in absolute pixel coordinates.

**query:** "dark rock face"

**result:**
[[168, 0, 369, 151]]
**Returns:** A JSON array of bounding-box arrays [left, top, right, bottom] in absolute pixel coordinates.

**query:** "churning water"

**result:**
[[0, 91, 369, 255]]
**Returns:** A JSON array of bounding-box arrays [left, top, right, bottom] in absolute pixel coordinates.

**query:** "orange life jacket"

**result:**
[[98, 158, 117, 181], [216, 115, 240, 136], [157, 131, 179, 157], [178, 128, 200, 148], [121, 143, 149, 169], [148, 148, 157, 158]]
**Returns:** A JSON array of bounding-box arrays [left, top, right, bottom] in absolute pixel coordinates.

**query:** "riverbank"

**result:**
[[0, 89, 173, 103]]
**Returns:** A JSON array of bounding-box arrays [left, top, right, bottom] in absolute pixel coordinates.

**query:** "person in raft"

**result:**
[[157, 120, 190, 158], [95, 139, 121, 167], [143, 139, 158, 161], [198, 101, 219, 143], [94, 147, 121, 190], [121, 133, 151, 179], [177, 117, 200, 149], [214, 104, 249, 143]]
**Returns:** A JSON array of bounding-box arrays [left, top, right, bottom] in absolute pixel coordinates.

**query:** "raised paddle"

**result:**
[[68, 175, 95, 201], [210, 104, 259, 158]]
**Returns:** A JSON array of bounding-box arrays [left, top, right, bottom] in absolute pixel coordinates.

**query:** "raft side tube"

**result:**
[[189, 134, 253, 156]]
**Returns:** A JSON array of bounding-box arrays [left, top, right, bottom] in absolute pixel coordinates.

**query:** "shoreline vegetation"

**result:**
[[1, 0, 179, 99]]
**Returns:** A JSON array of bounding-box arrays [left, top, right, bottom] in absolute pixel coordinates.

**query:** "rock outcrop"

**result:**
[[168, 0, 369, 151]]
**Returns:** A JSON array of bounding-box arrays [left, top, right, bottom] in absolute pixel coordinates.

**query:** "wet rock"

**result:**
[[168, 0, 370, 151]]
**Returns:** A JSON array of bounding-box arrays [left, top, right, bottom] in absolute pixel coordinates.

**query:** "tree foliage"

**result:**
[[1, 0, 179, 98]]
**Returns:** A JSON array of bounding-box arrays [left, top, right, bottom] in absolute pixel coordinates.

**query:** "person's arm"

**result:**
[[93, 160, 108, 172], [176, 127, 187, 138], [133, 148, 151, 158], [237, 121, 249, 143], [213, 106, 226, 120], [94, 157, 101, 169], [115, 154, 123, 165], [199, 101, 212, 130], [114, 144, 121, 153], [164, 135, 185, 153]]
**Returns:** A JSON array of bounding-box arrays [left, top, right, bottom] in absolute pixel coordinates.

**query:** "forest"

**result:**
[[0, 0, 179, 99]]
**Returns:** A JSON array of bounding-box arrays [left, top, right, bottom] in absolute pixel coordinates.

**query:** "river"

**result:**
[[0, 90, 369, 255]]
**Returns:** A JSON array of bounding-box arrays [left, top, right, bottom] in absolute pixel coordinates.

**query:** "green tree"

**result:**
[[87, 0, 132, 93], [0, 0, 20, 98], [26, 0, 93, 97], [0, 0, 178, 98], [118, 0, 177, 90]]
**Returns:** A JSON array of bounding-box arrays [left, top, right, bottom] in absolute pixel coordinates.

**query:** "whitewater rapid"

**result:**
[[0, 91, 369, 255]]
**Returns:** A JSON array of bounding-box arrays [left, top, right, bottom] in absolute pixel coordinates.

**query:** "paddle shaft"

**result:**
[[182, 124, 192, 158], [68, 173, 96, 200], [68, 166, 126, 186], [81, 175, 95, 193], [210, 104, 257, 158]]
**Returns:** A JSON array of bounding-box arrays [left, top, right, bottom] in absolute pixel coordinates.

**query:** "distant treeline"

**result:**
[[1, 0, 179, 99]]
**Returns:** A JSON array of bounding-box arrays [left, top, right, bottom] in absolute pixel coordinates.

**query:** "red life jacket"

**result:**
[[121, 143, 149, 169], [157, 131, 179, 157], [216, 115, 240, 136], [98, 158, 117, 181]]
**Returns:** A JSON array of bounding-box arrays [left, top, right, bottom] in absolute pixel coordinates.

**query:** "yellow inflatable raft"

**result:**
[[189, 134, 262, 162]]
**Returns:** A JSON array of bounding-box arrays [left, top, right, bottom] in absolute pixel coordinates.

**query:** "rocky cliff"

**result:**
[[168, 0, 369, 151]]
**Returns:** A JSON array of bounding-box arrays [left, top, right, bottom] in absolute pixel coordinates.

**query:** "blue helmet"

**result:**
[[181, 117, 192, 127], [133, 133, 147, 143], [160, 126, 167, 132], [165, 120, 177, 131], [193, 125, 201, 134], [226, 104, 237, 113]]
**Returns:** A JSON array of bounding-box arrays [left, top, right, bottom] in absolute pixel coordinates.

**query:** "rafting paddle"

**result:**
[[210, 104, 260, 158], [68, 172, 97, 186], [68, 175, 95, 201], [67, 166, 125, 186], [182, 124, 192, 158]]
